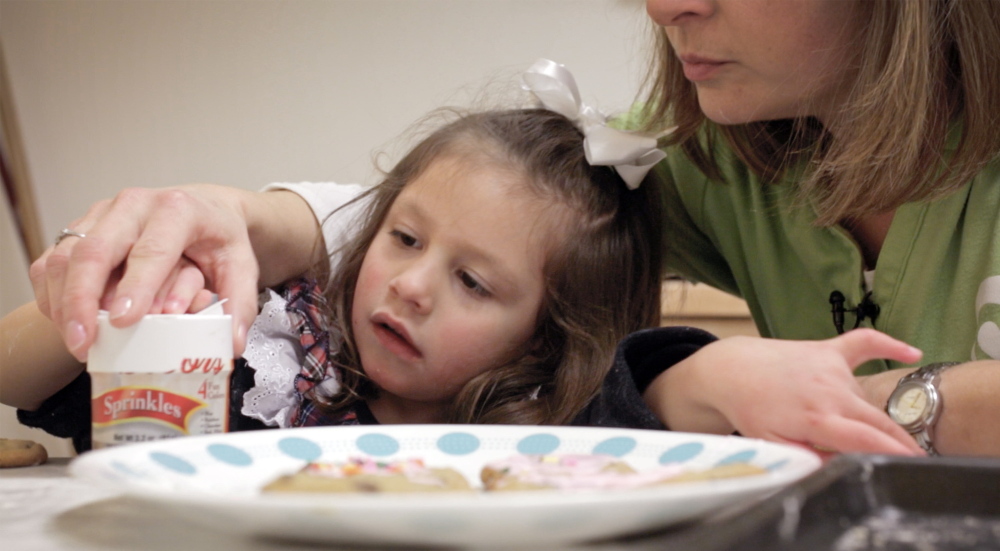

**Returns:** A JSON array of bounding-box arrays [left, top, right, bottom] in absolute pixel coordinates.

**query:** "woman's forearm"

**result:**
[[858, 360, 1000, 457], [243, 189, 327, 287], [0, 302, 84, 411]]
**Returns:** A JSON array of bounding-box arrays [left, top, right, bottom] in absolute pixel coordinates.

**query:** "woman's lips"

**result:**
[[371, 315, 422, 361], [679, 55, 728, 82]]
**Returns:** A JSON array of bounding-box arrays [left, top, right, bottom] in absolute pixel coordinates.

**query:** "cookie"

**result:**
[[654, 462, 768, 484], [0, 438, 48, 468], [481, 454, 767, 492], [481, 454, 654, 491], [262, 457, 472, 493]]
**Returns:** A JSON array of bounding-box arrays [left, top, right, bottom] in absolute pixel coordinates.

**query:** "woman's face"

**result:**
[[647, 0, 861, 125]]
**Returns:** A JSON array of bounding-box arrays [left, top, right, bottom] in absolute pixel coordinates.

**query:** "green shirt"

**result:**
[[655, 141, 1000, 373]]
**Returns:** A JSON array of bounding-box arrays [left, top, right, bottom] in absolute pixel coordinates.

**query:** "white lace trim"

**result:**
[[240, 289, 342, 428]]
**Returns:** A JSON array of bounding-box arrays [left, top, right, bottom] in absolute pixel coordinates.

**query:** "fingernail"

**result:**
[[110, 297, 133, 319], [66, 321, 87, 352], [163, 299, 181, 313]]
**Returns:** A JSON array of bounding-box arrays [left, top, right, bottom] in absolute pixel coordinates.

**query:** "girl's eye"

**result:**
[[459, 271, 491, 297], [389, 229, 419, 248]]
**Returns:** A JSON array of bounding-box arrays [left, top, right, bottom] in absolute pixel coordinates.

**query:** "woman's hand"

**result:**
[[92, 256, 217, 315], [2, 258, 215, 411], [645, 329, 926, 458], [30, 184, 267, 361]]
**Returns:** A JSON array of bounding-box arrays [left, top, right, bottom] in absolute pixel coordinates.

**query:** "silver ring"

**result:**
[[55, 228, 86, 246]]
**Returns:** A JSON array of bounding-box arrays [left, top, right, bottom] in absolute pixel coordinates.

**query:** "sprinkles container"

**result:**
[[87, 306, 232, 448]]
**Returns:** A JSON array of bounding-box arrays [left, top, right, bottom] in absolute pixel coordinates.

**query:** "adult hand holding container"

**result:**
[[87, 302, 233, 449]]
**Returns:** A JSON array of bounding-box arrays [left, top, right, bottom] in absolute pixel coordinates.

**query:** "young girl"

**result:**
[[239, 104, 668, 430], [6, 73, 712, 449]]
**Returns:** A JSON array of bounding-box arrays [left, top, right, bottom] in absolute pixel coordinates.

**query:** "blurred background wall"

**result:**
[[0, 0, 652, 455]]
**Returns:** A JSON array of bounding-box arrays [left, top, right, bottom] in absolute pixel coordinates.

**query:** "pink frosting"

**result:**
[[485, 454, 685, 490]]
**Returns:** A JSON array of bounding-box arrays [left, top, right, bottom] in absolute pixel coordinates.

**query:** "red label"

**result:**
[[180, 357, 227, 375], [92, 387, 206, 431]]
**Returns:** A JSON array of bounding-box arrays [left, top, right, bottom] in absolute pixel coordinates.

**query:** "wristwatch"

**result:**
[[886, 362, 960, 455]]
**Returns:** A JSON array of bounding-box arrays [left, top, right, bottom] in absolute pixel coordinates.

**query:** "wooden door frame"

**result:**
[[0, 39, 45, 262]]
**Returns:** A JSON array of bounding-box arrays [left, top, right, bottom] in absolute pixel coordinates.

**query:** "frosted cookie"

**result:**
[[0, 438, 48, 468], [262, 457, 472, 493], [481, 453, 683, 491], [481, 454, 767, 492]]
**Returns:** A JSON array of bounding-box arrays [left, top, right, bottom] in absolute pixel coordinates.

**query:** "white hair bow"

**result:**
[[521, 58, 673, 189]]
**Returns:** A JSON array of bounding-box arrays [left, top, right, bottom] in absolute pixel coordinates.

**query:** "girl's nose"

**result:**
[[646, 0, 715, 26], [388, 261, 434, 314]]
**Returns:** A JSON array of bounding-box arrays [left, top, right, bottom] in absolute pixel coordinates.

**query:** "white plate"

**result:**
[[70, 425, 820, 547]]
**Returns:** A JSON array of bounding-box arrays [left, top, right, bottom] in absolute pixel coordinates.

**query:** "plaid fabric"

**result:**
[[295, 399, 361, 427], [278, 277, 362, 427]]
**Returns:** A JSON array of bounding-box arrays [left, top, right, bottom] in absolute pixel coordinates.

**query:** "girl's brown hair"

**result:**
[[318, 108, 663, 425], [640, 0, 1000, 225]]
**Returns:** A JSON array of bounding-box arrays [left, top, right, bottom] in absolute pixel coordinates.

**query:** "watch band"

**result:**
[[891, 362, 960, 455]]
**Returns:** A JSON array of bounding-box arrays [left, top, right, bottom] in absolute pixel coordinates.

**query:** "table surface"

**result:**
[[0, 458, 694, 551], [0, 459, 343, 551], [8, 455, 997, 551]]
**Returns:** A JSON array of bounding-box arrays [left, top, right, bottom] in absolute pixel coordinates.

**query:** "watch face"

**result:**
[[888, 384, 931, 427]]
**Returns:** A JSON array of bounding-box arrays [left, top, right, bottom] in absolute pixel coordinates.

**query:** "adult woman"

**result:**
[[633, 0, 999, 456], [24, 0, 1000, 455]]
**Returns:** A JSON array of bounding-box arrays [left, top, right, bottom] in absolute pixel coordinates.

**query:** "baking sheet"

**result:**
[[622, 454, 1000, 551]]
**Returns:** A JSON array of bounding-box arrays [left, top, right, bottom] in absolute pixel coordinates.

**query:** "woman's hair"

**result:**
[[317, 108, 664, 425], [640, 0, 1000, 225]]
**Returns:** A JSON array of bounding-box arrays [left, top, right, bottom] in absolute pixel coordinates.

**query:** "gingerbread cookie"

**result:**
[[0, 438, 48, 468]]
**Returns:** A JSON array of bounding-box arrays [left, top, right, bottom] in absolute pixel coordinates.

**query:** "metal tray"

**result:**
[[618, 454, 1000, 551]]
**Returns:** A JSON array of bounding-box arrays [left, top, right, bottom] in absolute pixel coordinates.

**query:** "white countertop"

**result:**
[[0, 459, 336, 551], [1, 458, 682, 551]]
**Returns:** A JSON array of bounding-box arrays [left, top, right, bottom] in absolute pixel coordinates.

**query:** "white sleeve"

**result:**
[[239, 288, 344, 428], [261, 181, 370, 263], [240, 289, 302, 428]]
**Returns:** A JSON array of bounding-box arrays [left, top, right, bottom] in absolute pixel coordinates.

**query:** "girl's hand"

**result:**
[[29, 184, 261, 361], [96, 257, 217, 316], [646, 329, 926, 459]]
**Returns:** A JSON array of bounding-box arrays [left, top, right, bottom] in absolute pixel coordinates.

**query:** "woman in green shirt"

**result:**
[[637, 0, 999, 457]]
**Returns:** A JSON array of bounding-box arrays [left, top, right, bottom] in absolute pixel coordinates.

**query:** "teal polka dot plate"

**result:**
[[70, 425, 821, 547]]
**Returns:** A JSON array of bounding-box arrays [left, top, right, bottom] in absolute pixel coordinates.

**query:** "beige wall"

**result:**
[[0, 0, 649, 455], [1, 0, 650, 240]]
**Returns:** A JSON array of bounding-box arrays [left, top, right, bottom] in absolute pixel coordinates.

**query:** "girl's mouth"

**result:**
[[379, 322, 407, 343], [371, 318, 422, 361]]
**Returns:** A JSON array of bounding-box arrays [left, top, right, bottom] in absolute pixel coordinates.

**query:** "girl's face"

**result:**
[[647, 0, 860, 125], [352, 156, 563, 423]]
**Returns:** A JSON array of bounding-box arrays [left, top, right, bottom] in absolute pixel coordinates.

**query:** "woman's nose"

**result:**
[[646, 0, 714, 26], [388, 261, 434, 313]]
